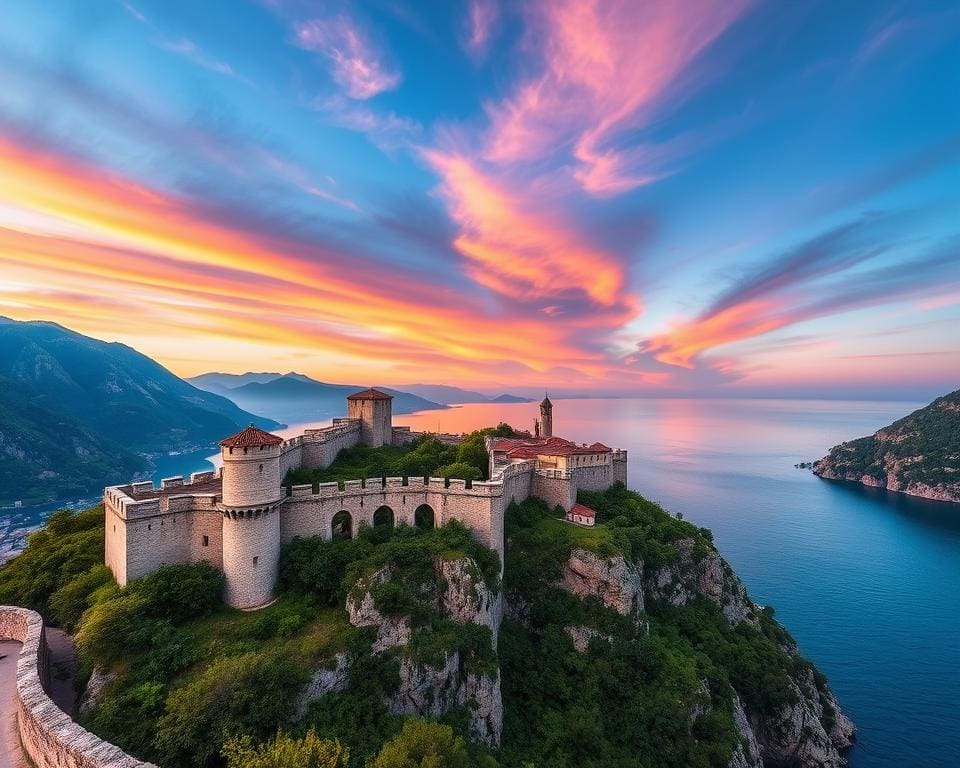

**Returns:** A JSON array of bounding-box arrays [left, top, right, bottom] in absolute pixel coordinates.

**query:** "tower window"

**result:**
[[202, 535, 209, 547], [148, 524, 152, 530], [259, 464, 263, 473], [253, 556, 259, 566]]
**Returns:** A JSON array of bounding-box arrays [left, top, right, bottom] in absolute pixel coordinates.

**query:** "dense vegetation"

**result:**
[[815, 388, 960, 491], [0, 430, 840, 768], [498, 488, 825, 768], [284, 424, 521, 488]]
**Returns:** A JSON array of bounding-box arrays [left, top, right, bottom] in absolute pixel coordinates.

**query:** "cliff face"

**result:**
[[342, 557, 503, 745], [813, 389, 960, 503], [551, 543, 856, 768]]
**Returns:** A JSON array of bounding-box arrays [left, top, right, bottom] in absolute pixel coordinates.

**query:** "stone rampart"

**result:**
[[0, 606, 156, 768]]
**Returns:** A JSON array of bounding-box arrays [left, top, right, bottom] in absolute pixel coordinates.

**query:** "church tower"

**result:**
[[218, 425, 284, 609], [540, 393, 553, 438]]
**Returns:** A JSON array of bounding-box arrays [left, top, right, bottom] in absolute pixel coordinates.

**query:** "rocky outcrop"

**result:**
[[560, 548, 643, 616], [296, 652, 351, 717], [346, 567, 412, 653], [749, 668, 855, 768], [551, 545, 854, 766], [387, 653, 502, 745], [344, 557, 503, 745], [646, 539, 756, 627], [78, 665, 116, 717], [812, 389, 960, 503]]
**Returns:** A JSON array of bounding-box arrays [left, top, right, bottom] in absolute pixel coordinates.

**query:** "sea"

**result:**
[[2, 397, 958, 766]]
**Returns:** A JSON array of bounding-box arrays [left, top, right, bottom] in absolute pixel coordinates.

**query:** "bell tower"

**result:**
[[540, 393, 553, 438]]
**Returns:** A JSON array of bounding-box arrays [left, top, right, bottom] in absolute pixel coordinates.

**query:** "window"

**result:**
[[202, 535, 209, 547], [253, 556, 259, 566], [147, 524, 152, 530], [259, 464, 263, 473]]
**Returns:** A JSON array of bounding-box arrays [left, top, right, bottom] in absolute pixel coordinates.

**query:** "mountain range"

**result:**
[[0, 318, 277, 505], [190, 374, 533, 410], [187, 372, 447, 424]]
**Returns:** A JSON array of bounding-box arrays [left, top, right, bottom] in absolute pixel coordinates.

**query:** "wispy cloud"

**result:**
[[482, 0, 752, 195], [154, 37, 235, 77], [637, 220, 960, 369], [463, 0, 499, 59], [295, 15, 401, 99]]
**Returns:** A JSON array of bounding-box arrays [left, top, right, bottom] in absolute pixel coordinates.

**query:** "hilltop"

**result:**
[[813, 388, 960, 503], [0, 431, 854, 768], [0, 318, 278, 504]]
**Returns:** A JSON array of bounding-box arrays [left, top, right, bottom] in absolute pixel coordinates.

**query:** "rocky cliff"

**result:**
[[813, 389, 960, 503], [500, 489, 857, 768], [543, 544, 855, 768], [337, 556, 503, 745]]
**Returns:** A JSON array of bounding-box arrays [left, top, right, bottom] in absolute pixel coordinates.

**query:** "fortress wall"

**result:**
[[0, 606, 157, 768], [280, 439, 303, 478], [104, 497, 129, 585], [570, 463, 615, 493], [300, 422, 361, 469], [188, 506, 224, 571], [613, 451, 628, 485], [122, 512, 193, 584], [532, 473, 576, 513]]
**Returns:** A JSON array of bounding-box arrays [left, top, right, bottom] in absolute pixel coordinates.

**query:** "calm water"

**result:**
[[3, 398, 958, 765]]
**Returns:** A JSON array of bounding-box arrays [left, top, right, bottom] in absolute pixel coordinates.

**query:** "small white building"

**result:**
[[566, 503, 597, 527]]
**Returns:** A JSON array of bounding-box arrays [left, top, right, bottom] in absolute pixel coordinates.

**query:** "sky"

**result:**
[[0, 0, 958, 399]]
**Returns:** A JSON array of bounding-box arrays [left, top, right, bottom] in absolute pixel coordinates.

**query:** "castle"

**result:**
[[104, 390, 627, 609]]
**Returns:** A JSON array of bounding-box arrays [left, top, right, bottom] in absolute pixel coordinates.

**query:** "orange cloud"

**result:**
[[0, 135, 632, 387], [424, 151, 631, 309]]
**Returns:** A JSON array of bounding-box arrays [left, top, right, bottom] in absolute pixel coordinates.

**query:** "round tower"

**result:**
[[218, 425, 284, 609], [540, 393, 553, 438]]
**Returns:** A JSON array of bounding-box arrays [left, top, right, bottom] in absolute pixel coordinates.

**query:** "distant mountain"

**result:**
[[490, 393, 534, 403], [0, 318, 280, 504], [813, 388, 960, 503], [401, 384, 491, 404], [197, 373, 445, 424], [399, 384, 533, 405]]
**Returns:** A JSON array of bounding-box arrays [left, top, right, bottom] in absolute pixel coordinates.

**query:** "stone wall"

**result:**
[[221, 508, 281, 609], [0, 606, 156, 768], [532, 472, 576, 512], [570, 463, 615, 493]]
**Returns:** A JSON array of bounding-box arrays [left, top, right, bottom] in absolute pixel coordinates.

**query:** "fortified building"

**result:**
[[104, 390, 627, 609]]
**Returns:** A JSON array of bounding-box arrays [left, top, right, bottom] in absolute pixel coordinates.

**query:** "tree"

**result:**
[[434, 463, 482, 482], [223, 729, 349, 768], [367, 719, 470, 768]]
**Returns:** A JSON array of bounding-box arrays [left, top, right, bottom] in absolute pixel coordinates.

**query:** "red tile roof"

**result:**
[[219, 425, 284, 448], [569, 503, 596, 518], [492, 435, 612, 458], [346, 388, 393, 400]]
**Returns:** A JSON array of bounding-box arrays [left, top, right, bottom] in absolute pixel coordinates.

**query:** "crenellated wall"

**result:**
[[0, 606, 156, 768]]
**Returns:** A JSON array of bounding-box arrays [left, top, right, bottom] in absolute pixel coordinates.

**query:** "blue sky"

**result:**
[[0, 0, 957, 398]]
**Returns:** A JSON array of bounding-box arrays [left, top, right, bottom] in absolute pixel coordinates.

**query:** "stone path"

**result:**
[[45, 628, 78, 716], [0, 639, 28, 768]]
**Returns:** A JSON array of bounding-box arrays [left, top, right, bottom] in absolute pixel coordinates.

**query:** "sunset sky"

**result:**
[[0, 0, 958, 398]]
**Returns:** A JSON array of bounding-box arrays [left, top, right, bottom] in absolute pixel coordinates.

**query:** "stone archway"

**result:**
[[373, 505, 394, 528], [414, 503, 435, 531], [331, 510, 352, 540]]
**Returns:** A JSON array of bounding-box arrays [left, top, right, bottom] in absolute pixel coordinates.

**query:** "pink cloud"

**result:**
[[296, 16, 401, 99], [483, 0, 752, 195], [424, 150, 633, 311], [464, 0, 499, 58]]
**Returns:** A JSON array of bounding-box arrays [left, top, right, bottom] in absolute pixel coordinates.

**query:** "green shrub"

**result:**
[[223, 729, 349, 768], [0, 505, 105, 618], [368, 719, 471, 768], [154, 652, 308, 768], [49, 564, 114, 632], [129, 562, 224, 623]]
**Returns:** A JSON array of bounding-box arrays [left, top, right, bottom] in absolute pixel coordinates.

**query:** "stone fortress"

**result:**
[[104, 389, 627, 609]]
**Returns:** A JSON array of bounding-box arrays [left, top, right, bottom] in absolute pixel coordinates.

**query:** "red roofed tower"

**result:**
[[218, 424, 285, 609], [347, 388, 393, 447]]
